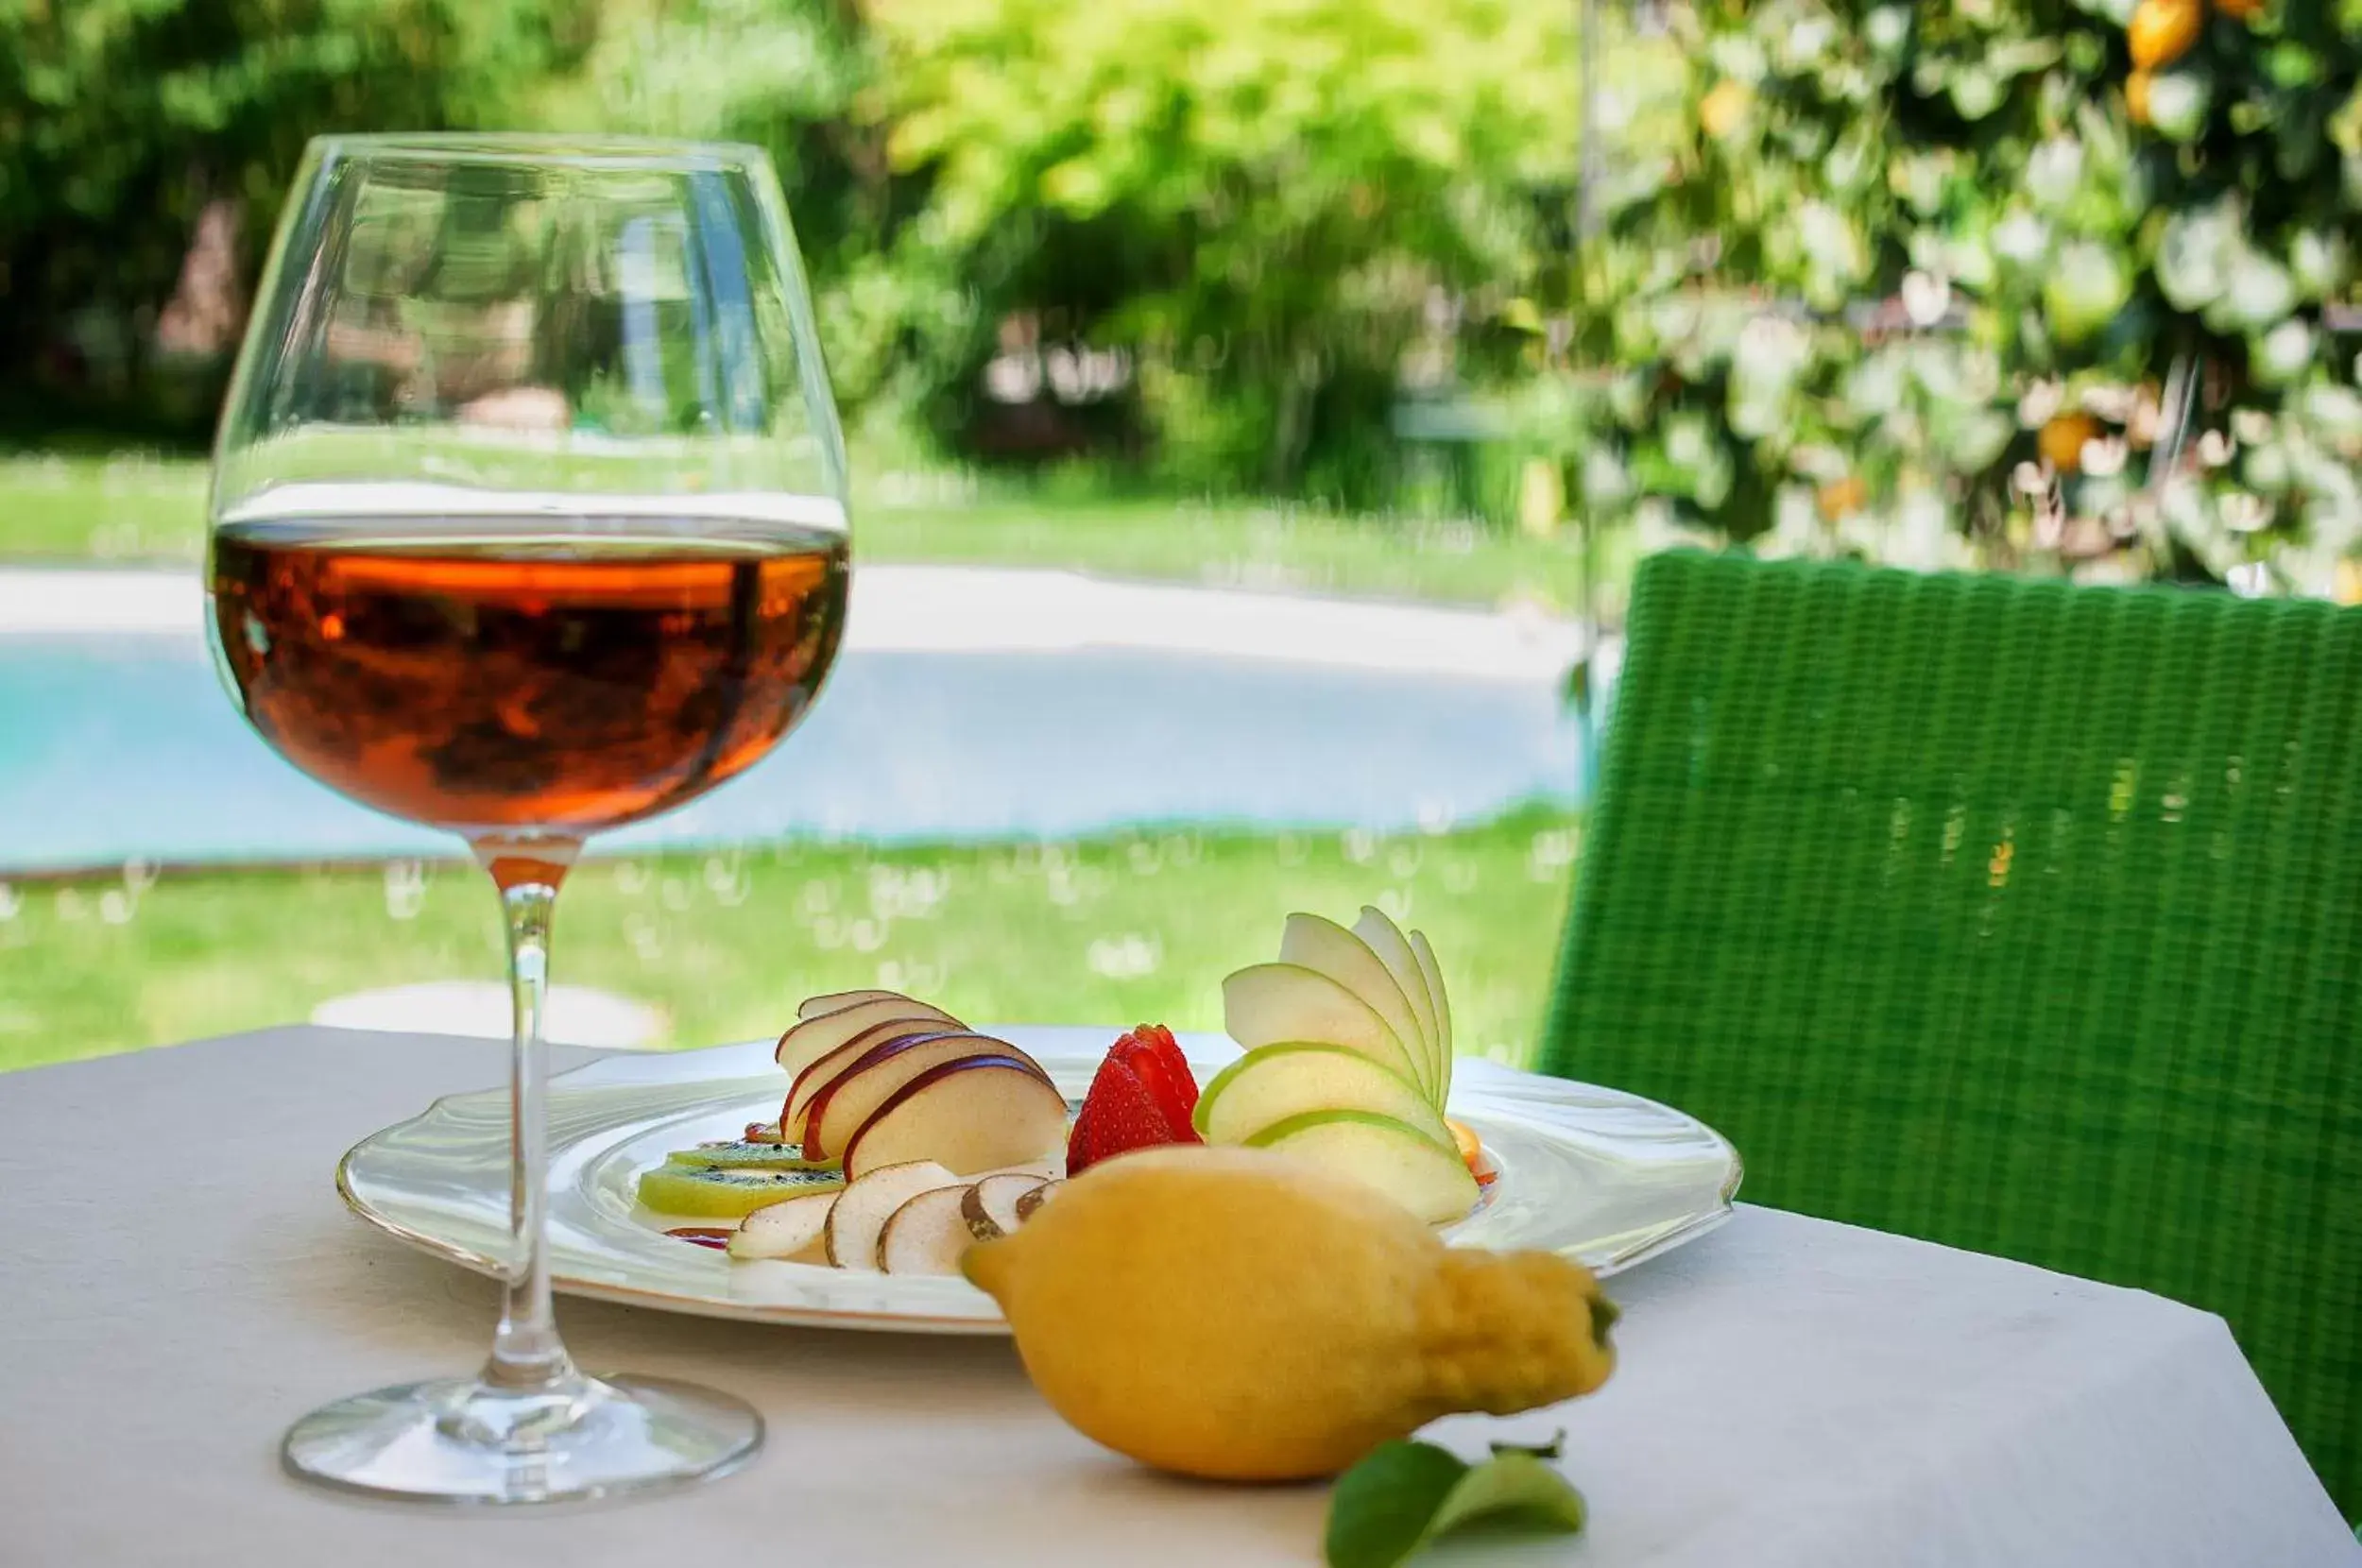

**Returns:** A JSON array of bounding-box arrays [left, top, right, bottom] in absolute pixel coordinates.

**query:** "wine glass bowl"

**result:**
[[207, 135, 849, 1505]]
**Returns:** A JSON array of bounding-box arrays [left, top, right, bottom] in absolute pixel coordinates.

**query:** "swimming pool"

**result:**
[[0, 634, 1588, 874]]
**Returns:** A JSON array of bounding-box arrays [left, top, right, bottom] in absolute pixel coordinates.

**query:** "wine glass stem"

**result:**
[[484, 859, 579, 1395]]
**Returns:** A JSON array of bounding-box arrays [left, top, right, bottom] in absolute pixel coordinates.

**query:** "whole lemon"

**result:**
[[963, 1146, 1617, 1481]]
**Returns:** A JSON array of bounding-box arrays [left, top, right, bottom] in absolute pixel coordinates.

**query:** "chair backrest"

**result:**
[[1540, 549, 2362, 1515]]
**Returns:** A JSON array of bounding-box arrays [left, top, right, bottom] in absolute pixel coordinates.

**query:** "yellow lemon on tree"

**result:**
[[963, 1145, 1618, 1482], [2128, 0, 2201, 71], [2040, 412, 2102, 473], [1699, 79, 1754, 141], [2127, 70, 2156, 127], [1816, 475, 1869, 522]]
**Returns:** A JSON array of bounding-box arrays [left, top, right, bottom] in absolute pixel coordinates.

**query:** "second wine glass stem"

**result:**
[[482, 842, 582, 1395]]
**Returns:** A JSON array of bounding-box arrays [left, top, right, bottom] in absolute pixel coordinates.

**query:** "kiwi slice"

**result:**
[[637, 1164, 847, 1219], [664, 1139, 840, 1172]]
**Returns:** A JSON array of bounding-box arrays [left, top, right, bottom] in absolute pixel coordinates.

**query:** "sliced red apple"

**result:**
[[726, 1189, 837, 1260], [797, 988, 910, 1022], [823, 1160, 959, 1271], [782, 1018, 969, 1138], [803, 1034, 1051, 1161], [843, 1056, 1070, 1180], [774, 994, 961, 1076], [959, 1173, 1042, 1240], [878, 1185, 981, 1274]]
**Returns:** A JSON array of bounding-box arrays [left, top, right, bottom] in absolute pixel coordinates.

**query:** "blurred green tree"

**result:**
[[0, 0, 589, 430], [868, 0, 1616, 503]]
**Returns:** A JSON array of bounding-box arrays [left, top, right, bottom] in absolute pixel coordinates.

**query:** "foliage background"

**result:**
[[1551, 0, 2362, 597], [6, 0, 2361, 591]]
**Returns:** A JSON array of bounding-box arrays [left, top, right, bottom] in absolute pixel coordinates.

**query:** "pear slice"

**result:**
[[1013, 1180, 1064, 1221], [961, 1173, 1044, 1240], [1277, 913, 1435, 1100], [879, 1185, 984, 1274], [1407, 929, 1454, 1100], [797, 988, 911, 1021], [1222, 963, 1425, 1089], [727, 1190, 837, 1260], [824, 1160, 960, 1270], [1193, 1043, 1454, 1152], [1244, 1109, 1481, 1225], [775, 995, 962, 1077], [1354, 907, 1443, 1090]]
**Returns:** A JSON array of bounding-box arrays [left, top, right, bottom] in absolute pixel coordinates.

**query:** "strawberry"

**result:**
[[1108, 1023, 1201, 1140], [1068, 1053, 1182, 1177]]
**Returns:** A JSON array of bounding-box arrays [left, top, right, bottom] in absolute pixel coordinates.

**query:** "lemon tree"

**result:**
[[1564, 0, 2362, 594]]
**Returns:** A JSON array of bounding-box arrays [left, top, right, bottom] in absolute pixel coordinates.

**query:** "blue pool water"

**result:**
[[0, 636, 1585, 872]]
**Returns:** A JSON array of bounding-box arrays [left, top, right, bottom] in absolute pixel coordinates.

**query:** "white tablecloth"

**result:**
[[1, 1027, 2353, 1567]]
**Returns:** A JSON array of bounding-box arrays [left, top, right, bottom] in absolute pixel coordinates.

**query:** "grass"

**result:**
[[0, 809, 1584, 1075], [0, 450, 1625, 613]]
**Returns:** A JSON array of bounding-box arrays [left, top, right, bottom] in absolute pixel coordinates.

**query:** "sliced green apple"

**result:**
[[1355, 906, 1445, 1093], [843, 1056, 1070, 1179], [1244, 1109, 1481, 1225], [1408, 929, 1454, 1102], [775, 994, 962, 1076], [1277, 912, 1435, 1100], [1194, 1043, 1455, 1153], [1222, 962, 1426, 1089]]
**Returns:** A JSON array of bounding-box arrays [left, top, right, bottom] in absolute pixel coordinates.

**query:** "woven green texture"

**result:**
[[1541, 550, 2362, 1514]]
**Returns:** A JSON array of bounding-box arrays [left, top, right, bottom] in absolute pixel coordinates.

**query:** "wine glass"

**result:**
[[206, 136, 850, 1505]]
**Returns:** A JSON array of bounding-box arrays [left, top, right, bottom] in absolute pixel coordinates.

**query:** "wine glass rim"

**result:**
[[307, 133, 772, 170]]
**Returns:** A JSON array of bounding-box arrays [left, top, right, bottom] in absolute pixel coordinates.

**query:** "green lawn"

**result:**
[[0, 450, 1624, 613], [0, 810, 1583, 1075]]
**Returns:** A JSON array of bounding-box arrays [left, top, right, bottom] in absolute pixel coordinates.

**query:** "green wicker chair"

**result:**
[[1539, 549, 2362, 1517]]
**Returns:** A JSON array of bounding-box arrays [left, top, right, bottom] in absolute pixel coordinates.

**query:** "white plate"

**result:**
[[339, 1027, 1741, 1335]]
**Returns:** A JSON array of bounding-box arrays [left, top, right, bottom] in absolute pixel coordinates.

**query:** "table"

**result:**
[[3, 1027, 2353, 1567]]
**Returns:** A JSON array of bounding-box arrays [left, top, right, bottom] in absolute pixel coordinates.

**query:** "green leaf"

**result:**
[[1325, 1443, 1468, 1568], [1324, 1440, 1588, 1568]]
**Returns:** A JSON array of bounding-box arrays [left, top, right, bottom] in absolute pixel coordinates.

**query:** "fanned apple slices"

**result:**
[[769, 992, 1064, 1164], [682, 987, 1070, 1276], [1212, 907, 1478, 1224]]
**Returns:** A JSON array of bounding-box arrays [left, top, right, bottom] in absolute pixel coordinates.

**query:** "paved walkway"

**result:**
[[0, 564, 1589, 684]]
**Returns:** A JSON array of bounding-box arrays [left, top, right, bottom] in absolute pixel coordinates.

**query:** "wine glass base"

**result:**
[[281, 1372, 762, 1506]]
